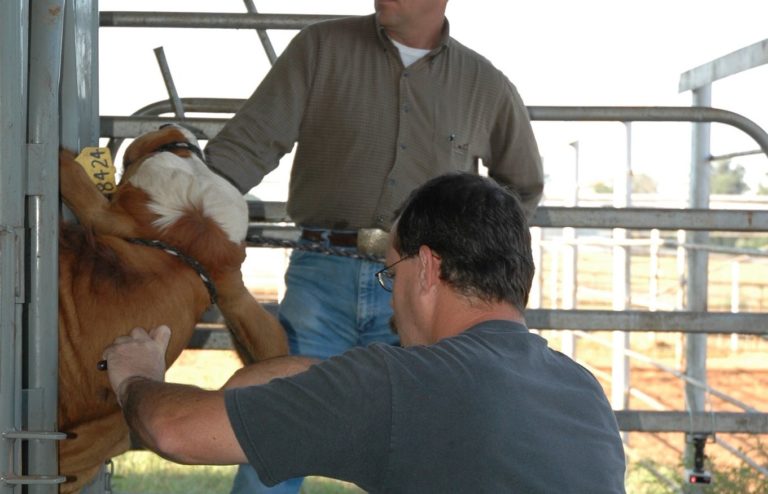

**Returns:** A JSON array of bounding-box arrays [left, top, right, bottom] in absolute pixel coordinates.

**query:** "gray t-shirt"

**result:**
[[225, 321, 626, 493]]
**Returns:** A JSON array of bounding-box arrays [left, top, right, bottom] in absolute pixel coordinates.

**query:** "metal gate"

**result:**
[[2, 3, 767, 493]]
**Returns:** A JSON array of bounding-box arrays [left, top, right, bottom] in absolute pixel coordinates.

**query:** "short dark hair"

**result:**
[[394, 173, 534, 310]]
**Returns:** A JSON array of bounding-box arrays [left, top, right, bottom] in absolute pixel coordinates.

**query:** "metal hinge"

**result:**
[[1, 430, 67, 486]]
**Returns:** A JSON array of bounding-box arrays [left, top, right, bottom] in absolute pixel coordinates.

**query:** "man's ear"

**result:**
[[418, 245, 440, 291]]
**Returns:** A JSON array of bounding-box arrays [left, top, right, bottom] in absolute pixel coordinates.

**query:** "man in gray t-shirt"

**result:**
[[227, 320, 625, 492], [102, 173, 626, 493]]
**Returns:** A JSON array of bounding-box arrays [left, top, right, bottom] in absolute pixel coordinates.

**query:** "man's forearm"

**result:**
[[121, 377, 169, 455], [121, 377, 245, 465], [223, 355, 319, 389]]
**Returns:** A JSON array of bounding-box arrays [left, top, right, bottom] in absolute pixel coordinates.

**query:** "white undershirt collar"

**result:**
[[390, 38, 431, 68]]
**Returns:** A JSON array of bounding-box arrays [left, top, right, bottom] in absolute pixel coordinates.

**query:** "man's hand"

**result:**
[[102, 325, 172, 406]]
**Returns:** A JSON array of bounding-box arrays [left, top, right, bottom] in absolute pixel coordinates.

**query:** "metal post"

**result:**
[[528, 226, 543, 335], [243, 0, 278, 65], [26, 1, 65, 491], [649, 229, 660, 313], [61, 3, 104, 491], [529, 227, 543, 310], [561, 142, 579, 358], [684, 84, 712, 486], [61, 0, 100, 150], [730, 260, 740, 352], [154, 46, 186, 119], [646, 228, 661, 347], [0, 2, 28, 492], [549, 245, 560, 314], [611, 124, 631, 434], [674, 229, 686, 365]]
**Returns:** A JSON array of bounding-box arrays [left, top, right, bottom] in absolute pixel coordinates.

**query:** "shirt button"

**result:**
[[388, 178, 396, 187], [376, 215, 385, 224], [402, 104, 410, 113], [399, 143, 407, 150], [403, 72, 410, 77]]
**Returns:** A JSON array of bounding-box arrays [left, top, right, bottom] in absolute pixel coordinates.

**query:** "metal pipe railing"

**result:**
[[100, 101, 768, 159], [525, 309, 767, 334], [243, 0, 277, 64], [614, 411, 768, 434], [99, 11, 345, 30], [153, 46, 185, 119], [528, 105, 768, 157]]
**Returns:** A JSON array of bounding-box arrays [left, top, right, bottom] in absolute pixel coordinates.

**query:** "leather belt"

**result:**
[[301, 229, 358, 247], [300, 228, 390, 259]]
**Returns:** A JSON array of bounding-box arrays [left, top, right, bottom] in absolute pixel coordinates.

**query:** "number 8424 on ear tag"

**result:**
[[74, 147, 117, 195]]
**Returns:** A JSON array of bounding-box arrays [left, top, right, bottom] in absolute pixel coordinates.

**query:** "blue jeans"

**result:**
[[231, 245, 398, 494]]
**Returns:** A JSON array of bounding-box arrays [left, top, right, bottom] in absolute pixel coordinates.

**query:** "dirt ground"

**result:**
[[622, 368, 768, 467], [578, 334, 768, 469]]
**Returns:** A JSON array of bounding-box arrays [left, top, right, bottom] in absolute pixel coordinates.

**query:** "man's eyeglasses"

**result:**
[[374, 256, 411, 292]]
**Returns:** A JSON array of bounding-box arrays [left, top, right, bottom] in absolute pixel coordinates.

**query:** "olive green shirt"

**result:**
[[206, 14, 543, 230]]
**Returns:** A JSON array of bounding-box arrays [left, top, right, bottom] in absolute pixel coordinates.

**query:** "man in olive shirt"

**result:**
[[102, 174, 624, 494], [205, 1, 543, 491]]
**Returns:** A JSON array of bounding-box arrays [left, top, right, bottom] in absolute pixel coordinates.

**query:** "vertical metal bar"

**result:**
[[61, 3, 105, 490], [1, 2, 28, 492], [528, 226, 543, 335], [649, 229, 660, 313], [529, 227, 543, 310], [561, 142, 579, 358], [685, 84, 712, 485], [61, 0, 100, 150], [549, 245, 559, 313], [646, 228, 661, 348], [611, 123, 631, 427], [26, 1, 65, 491], [674, 229, 686, 365], [243, 0, 278, 65], [153, 46, 186, 119], [675, 230, 686, 311], [729, 260, 740, 352], [560, 231, 576, 358]]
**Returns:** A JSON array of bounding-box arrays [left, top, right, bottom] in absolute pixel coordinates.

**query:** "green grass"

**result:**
[[624, 455, 768, 494], [111, 451, 364, 494], [112, 449, 768, 493], [111, 451, 236, 493]]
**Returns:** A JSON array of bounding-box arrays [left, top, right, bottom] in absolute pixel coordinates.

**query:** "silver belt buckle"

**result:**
[[357, 228, 389, 258]]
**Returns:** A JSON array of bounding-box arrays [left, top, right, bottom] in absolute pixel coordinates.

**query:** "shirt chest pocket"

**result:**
[[404, 74, 478, 173], [433, 126, 475, 173], [430, 94, 480, 172]]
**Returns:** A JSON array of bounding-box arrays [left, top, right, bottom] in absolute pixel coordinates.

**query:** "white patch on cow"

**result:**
[[128, 151, 248, 243]]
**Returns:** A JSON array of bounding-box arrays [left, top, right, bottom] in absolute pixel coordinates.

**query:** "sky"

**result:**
[[98, 0, 768, 201]]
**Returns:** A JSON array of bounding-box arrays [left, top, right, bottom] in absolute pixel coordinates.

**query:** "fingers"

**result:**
[[101, 325, 171, 364], [100, 325, 173, 406], [130, 327, 151, 339], [112, 334, 136, 345], [150, 324, 172, 350]]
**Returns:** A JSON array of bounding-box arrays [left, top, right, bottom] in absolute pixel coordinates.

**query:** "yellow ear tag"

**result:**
[[74, 147, 117, 195]]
